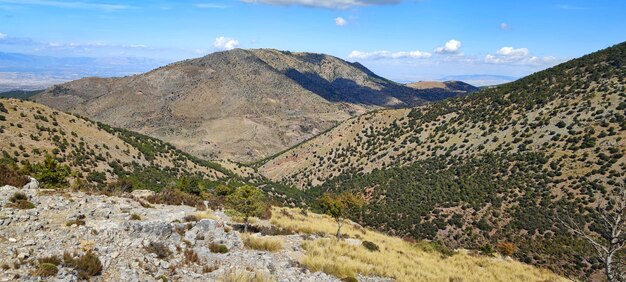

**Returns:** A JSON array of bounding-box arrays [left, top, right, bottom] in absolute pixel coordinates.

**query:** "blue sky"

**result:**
[[0, 0, 625, 86]]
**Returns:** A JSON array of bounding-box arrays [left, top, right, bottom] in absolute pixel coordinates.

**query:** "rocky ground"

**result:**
[[0, 185, 347, 282]]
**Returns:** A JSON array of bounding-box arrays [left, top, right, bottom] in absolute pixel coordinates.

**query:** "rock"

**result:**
[[8, 238, 17, 243], [130, 190, 155, 199], [22, 176, 39, 190]]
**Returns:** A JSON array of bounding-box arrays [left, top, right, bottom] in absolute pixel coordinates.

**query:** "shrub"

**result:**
[[73, 251, 102, 279], [31, 155, 70, 188], [241, 234, 284, 252], [66, 219, 86, 226], [9, 192, 28, 202], [34, 263, 58, 277], [184, 249, 199, 264], [209, 243, 229, 254], [362, 240, 380, 252], [0, 164, 28, 187], [146, 242, 171, 259], [342, 277, 358, 282], [496, 242, 516, 256], [183, 215, 199, 222], [38, 255, 62, 266], [6, 193, 35, 209], [130, 213, 141, 220], [145, 189, 203, 207], [479, 244, 495, 256]]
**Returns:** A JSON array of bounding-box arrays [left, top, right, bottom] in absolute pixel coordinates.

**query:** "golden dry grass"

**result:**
[[217, 268, 275, 282], [270, 207, 569, 282], [241, 234, 284, 252]]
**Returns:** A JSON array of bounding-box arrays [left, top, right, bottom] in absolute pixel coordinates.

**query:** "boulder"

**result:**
[[130, 189, 155, 199], [23, 176, 39, 190]]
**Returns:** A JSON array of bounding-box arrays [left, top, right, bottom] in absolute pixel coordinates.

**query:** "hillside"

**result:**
[[405, 80, 479, 100], [0, 89, 43, 100], [0, 98, 231, 187], [33, 49, 469, 162], [258, 42, 626, 278], [0, 185, 566, 281]]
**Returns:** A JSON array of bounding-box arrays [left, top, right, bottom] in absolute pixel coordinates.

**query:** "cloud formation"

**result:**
[[335, 17, 347, 26], [348, 50, 431, 60], [434, 39, 461, 54], [241, 0, 401, 9], [485, 46, 556, 65], [500, 23, 509, 30], [213, 36, 240, 50], [0, 32, 6, 39]]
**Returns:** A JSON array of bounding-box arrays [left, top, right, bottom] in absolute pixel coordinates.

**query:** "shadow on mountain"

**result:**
[[284, 68, 418, 107]]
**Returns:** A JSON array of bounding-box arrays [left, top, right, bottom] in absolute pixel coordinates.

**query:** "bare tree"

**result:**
[[558, 184, 626, 282]]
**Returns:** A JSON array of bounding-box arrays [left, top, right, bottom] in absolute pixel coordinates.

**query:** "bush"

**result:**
[[145, 189, 203, 207], [209, 243, 229, 254], [0, 164, 28, 187], [38, 255, 62, 266], [496, 242, 516, 256], [34, 263, 58, 277], [7, 193, 35, 209], [130, 213, 141, 220], [73, 251, 103, 279], [9, 192, 28, 202], [479, 244, 495, 256], [362, 240, 380, 252], [184, 249, 199, 264], [183, 215, 199, 222], [146, 242, 171, 259], [342, 277, 358, 282]]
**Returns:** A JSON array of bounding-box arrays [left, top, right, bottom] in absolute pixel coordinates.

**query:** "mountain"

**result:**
[[405, 80, 479, 100], [440, 74, 518, 86], [33, 49, 468, 162], [258, 42, 626, 279], [0, 89, 43, 99]]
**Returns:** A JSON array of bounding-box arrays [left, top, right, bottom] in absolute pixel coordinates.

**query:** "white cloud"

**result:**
[[0, 32, 6, 39], [485, 46, 557, 66], [241, 0, 401, 9], [213, 36, 240, 50], [434, 39, 461, 54], [496, 47, 529, 57], [335, 17, 347, 26], [348, 50, 431, 60], [500, 23, 509, 30]]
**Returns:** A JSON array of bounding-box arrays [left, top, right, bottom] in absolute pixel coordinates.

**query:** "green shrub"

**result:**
[[130, 213, 141, 220], [209, 243, 229, 254], [38, 255, 62, 266], [479, 244, 495, 256], [34, 263, 58, 277], [362, 240, 380, 252]]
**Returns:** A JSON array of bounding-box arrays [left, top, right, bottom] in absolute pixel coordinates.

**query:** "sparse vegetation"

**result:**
[[241, 234, 284, 252], [209, 243, 229, 254], [146, 242, 172, 259]]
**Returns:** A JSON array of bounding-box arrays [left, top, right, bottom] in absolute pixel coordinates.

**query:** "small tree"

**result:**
[[226, 185, 267, 232], [318, 192, 363, 239], [558, 183, 626, 282]]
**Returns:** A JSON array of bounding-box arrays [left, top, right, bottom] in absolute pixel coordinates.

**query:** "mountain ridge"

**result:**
[[33, 48, 476, 162]]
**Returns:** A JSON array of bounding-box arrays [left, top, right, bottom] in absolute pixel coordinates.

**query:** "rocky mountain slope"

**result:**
[[258, 42, 626, 279], [0, 184, 566, 281], [32, 49, 473, 162]]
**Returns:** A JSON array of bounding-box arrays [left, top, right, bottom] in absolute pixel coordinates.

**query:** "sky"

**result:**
[[0, 0, 625, 86]]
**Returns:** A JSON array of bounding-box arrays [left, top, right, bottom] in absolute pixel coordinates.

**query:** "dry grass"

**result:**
[[217, 268, 274, 282], [271, 207, 568, 282], [241, 234, 284, 252], [194, 210, 219, 220]]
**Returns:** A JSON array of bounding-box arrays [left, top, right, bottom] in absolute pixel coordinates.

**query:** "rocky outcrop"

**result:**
[[0, 185, 340, 281]]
